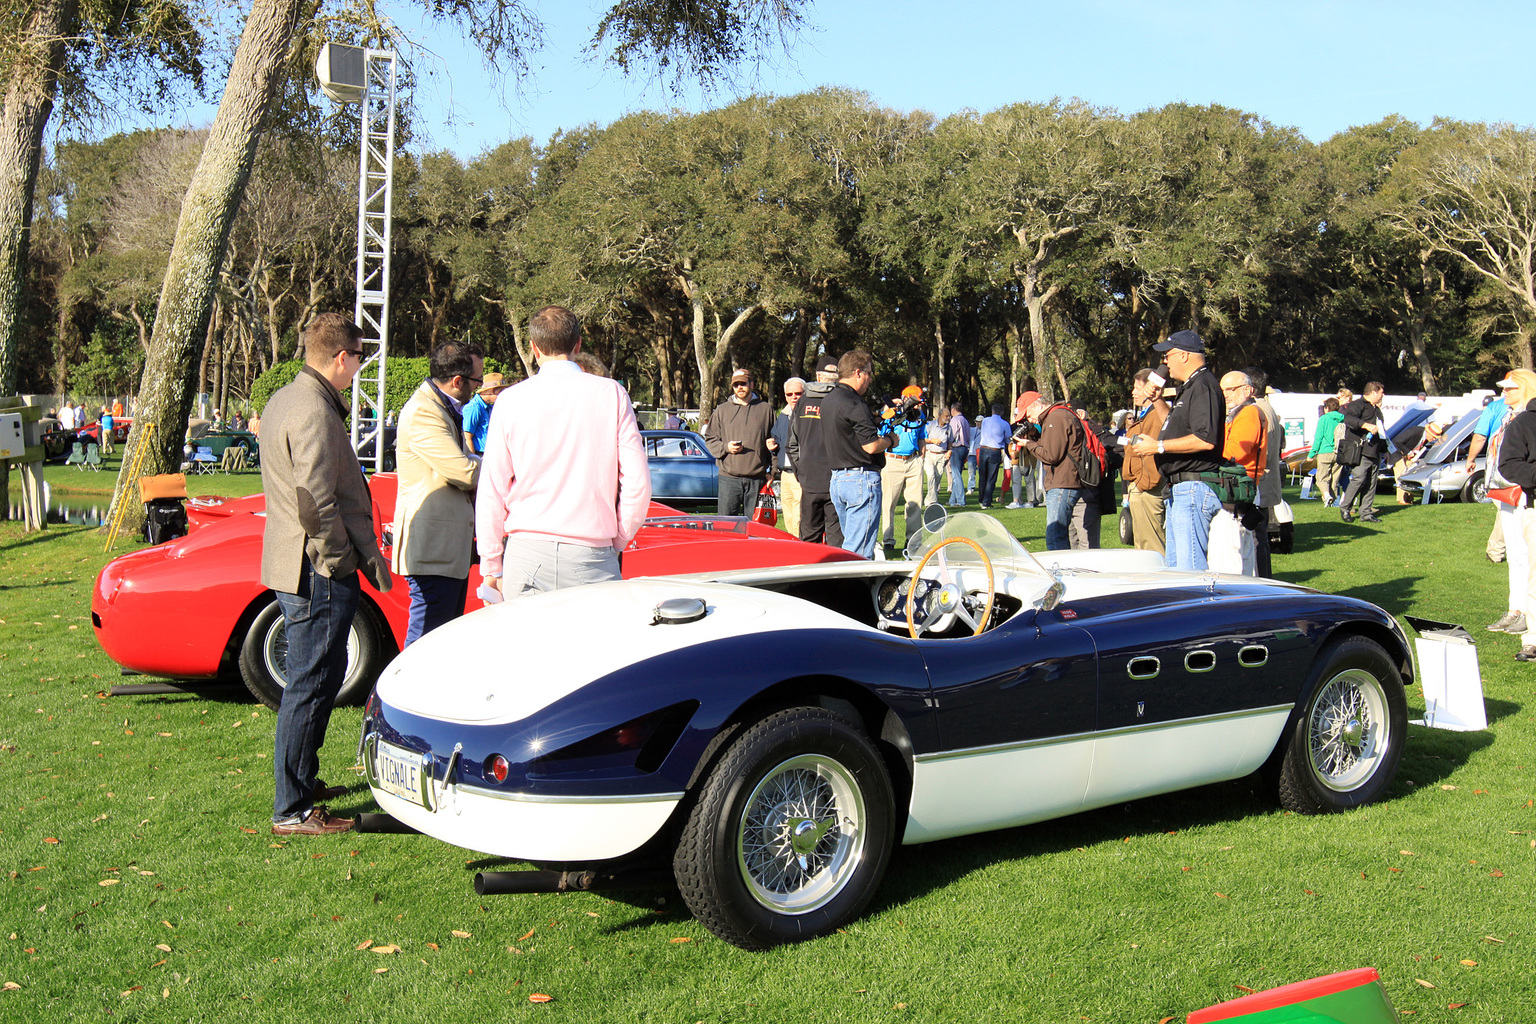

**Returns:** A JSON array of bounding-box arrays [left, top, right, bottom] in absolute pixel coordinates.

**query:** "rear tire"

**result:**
[[1118, 506, 1134, 545], [1277, 636, 1406, 814], [673, 708, 895, 949], [238, 599, 386, 710]]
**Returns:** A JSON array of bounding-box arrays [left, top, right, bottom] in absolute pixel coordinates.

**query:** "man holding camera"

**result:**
[[1016, 391, 1090, 550], [1338, 382, 1387, 524], [880, 385, 928, 555]]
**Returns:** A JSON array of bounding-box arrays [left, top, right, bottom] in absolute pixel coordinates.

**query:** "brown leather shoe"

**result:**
[[271, 806, 355, 835], [312, 779, 347, 801]]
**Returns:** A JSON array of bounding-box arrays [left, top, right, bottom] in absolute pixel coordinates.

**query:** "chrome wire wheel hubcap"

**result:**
[[737, 754, 866, 913], [264, 619, 358, 690], [1308, 667, 1388, 791]]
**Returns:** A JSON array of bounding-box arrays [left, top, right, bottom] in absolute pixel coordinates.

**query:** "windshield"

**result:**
[[908, 511, 1050, 579]]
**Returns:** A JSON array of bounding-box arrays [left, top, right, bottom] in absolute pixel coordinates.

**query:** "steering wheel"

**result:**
[[906, 537, 996, 638]]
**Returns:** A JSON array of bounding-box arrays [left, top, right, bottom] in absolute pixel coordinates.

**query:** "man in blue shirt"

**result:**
[[974, 403, 1012, 508], [947, 403, 971, 506], [879, 385, 928, 555], [460, 372, 506, 454]]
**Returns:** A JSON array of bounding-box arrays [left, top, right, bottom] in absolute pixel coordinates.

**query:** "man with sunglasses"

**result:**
[[260, 312, 393, 836], [704, 368, 778, 517], [392, 340, 484, 647], [771, 378, 806, 537]]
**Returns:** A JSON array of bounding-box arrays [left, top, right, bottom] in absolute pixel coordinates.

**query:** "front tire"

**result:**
[[1461, 470, 1487, 504], [238, 599, 386, 710], [1277, 635, 1406, 814], [673, 708, 895, 949]]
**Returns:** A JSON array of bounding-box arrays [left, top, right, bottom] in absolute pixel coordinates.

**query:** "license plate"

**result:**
[[374, 739, 430, 809]]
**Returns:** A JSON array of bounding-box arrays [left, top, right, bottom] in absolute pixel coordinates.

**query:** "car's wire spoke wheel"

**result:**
[[736, 754, 866, 913], [1305, 668, 1387, 791], [674, 707, 895, 950], [1277, 635, 1406, 814], [238, 601, 385, 711]]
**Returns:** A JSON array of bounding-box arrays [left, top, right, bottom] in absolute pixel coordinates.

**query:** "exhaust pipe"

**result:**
[[354, 812, 421, 834], [475, 867, 671, 896]]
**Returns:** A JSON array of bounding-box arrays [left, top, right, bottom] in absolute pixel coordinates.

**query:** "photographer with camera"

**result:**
[[1016, 391, 1091, 551], [879, 385, 928, 556]]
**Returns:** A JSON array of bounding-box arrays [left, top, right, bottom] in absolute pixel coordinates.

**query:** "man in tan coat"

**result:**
[[260, 313, 392, 836], [392, 341, 484, 646], [1123, 368, 1168, 555]]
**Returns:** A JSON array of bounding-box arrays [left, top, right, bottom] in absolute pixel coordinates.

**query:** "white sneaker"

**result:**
[[1006, 502, 1023, 509]]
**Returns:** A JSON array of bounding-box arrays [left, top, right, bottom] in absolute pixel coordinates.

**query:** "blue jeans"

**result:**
[[1044, 487, 1084, 550], [948, 447, 969, 505], [831, 467, 882, 559], [1165, 480, 1223, 570], [977, 446, 1002, 505], [273, 559, 360, 822], [405, 573, 469, 647]]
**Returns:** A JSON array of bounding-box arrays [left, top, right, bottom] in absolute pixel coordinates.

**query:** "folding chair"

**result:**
[[66, 442, 86, 470], [221, 445, 248, 473], [83, 442, 102, 471], [190, 446, 219, 474]]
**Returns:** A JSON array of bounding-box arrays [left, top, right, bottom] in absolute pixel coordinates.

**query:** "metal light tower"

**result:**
[[316, 42, 397, 472]]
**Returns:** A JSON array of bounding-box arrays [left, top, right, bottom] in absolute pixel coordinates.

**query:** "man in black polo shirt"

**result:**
[[788, 360, 843, 547], [822, 349, 896, 559], [1129, 330, 1225, 570]]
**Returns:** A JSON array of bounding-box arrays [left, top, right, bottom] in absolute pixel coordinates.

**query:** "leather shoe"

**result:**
[[1340, 510, 1354, 523], [271, 806, 355, 835], [1516, 646, 1536, 663], [312, 779, 346, 801], [1359, 513, 1381, 523]]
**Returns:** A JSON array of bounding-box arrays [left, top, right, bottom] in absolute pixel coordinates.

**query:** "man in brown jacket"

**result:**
[[260, 312, 392, 836], [392, 341, 483, 646], [1123, 368, 1168, 555], [1017, 391, 1090, 551], [704, 368, 778, 516]]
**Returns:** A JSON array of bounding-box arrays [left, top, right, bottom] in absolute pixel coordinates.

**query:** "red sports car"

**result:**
[[93, 473, 858, 709]]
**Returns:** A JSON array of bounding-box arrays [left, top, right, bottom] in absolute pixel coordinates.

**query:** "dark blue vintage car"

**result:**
[[362, 513, 1410, 950]]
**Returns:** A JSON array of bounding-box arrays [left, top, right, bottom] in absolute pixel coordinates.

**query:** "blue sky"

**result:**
[[388, 0, 1534, 159]]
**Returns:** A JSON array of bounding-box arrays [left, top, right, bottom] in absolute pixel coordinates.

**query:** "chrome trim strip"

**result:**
[[453, 787, 687, 806], [914, 703, 1295, 764]]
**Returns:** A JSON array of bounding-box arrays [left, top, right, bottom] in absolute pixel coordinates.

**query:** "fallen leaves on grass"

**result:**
[[373, 968, 388, 974], [370, 945, 400, 955], [154, 944, 170, 953], [1415, 979, 1436, 989], [529, 994, 553, 1003], [669, 937, 692, 943], [518, 928, 536, 941], [451, 930, 471, 939], [1234, 985, 1257, 994], [1461, 960, 1477, 966], [355, 940, 373, 951], [1484, 936, 1505, 944], [120, 986, 142, 996], [41, 838, 58, 845], [99, 879, 119, 887]]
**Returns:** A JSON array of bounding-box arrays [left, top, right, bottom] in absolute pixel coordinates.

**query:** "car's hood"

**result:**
[[373, 577, 875, 725]]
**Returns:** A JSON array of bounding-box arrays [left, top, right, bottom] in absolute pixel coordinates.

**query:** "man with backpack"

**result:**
[[1016, 391, 1094, 550]]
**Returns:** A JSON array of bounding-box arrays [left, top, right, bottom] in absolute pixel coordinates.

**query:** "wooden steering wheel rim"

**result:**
[[906, 536, 996, 638]]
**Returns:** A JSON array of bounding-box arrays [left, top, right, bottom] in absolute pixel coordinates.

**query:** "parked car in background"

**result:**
[[1395, 407, 1489, 503], [355, 423, 398, 472], [644, 429, 718, 507], [74, 417, 132, 447], [39, 417, 77, 461], [185, 425, 260, 460], [92, 473, 860, 712]]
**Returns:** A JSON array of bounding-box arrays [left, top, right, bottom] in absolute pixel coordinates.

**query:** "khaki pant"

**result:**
[[922, 450, 948, 506], [880, 454, 926, 549], [1128, 483, 1166, 556], [1489, 506, 1506, 561], [1315, 452, 1338, 503], [779, 469, 802, 539]]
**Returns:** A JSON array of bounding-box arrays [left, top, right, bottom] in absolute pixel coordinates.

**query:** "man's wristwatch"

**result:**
[[1156, 440, 1165, 454]]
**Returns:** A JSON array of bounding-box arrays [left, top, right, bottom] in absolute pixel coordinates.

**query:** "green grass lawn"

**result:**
[[1, 485, 1532, 1022]]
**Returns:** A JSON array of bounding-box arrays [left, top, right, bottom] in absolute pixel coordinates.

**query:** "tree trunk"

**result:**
[[933, 317, 946, 413], [107, 0, 305, 530], [0, 0, 77, 397], [791, 307, 808, 379]]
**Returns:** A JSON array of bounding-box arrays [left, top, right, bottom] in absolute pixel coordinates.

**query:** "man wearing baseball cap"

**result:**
[[1129, 330, 1225, 570], [880, 384, 928, 554], [788, 359, 844, 545], [704, 368, 778, 517], [461, 371, 510, 455]]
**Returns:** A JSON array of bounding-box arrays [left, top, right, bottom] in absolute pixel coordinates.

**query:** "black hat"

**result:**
[[818, 359, 839, 375], [1153, 330, 1205, 354]]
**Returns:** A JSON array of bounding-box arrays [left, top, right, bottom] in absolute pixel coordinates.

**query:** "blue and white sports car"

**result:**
[[361, 513, 1410, 949]]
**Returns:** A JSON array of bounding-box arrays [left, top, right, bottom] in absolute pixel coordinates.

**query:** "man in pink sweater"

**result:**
[[475, 306, 651, 596]]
